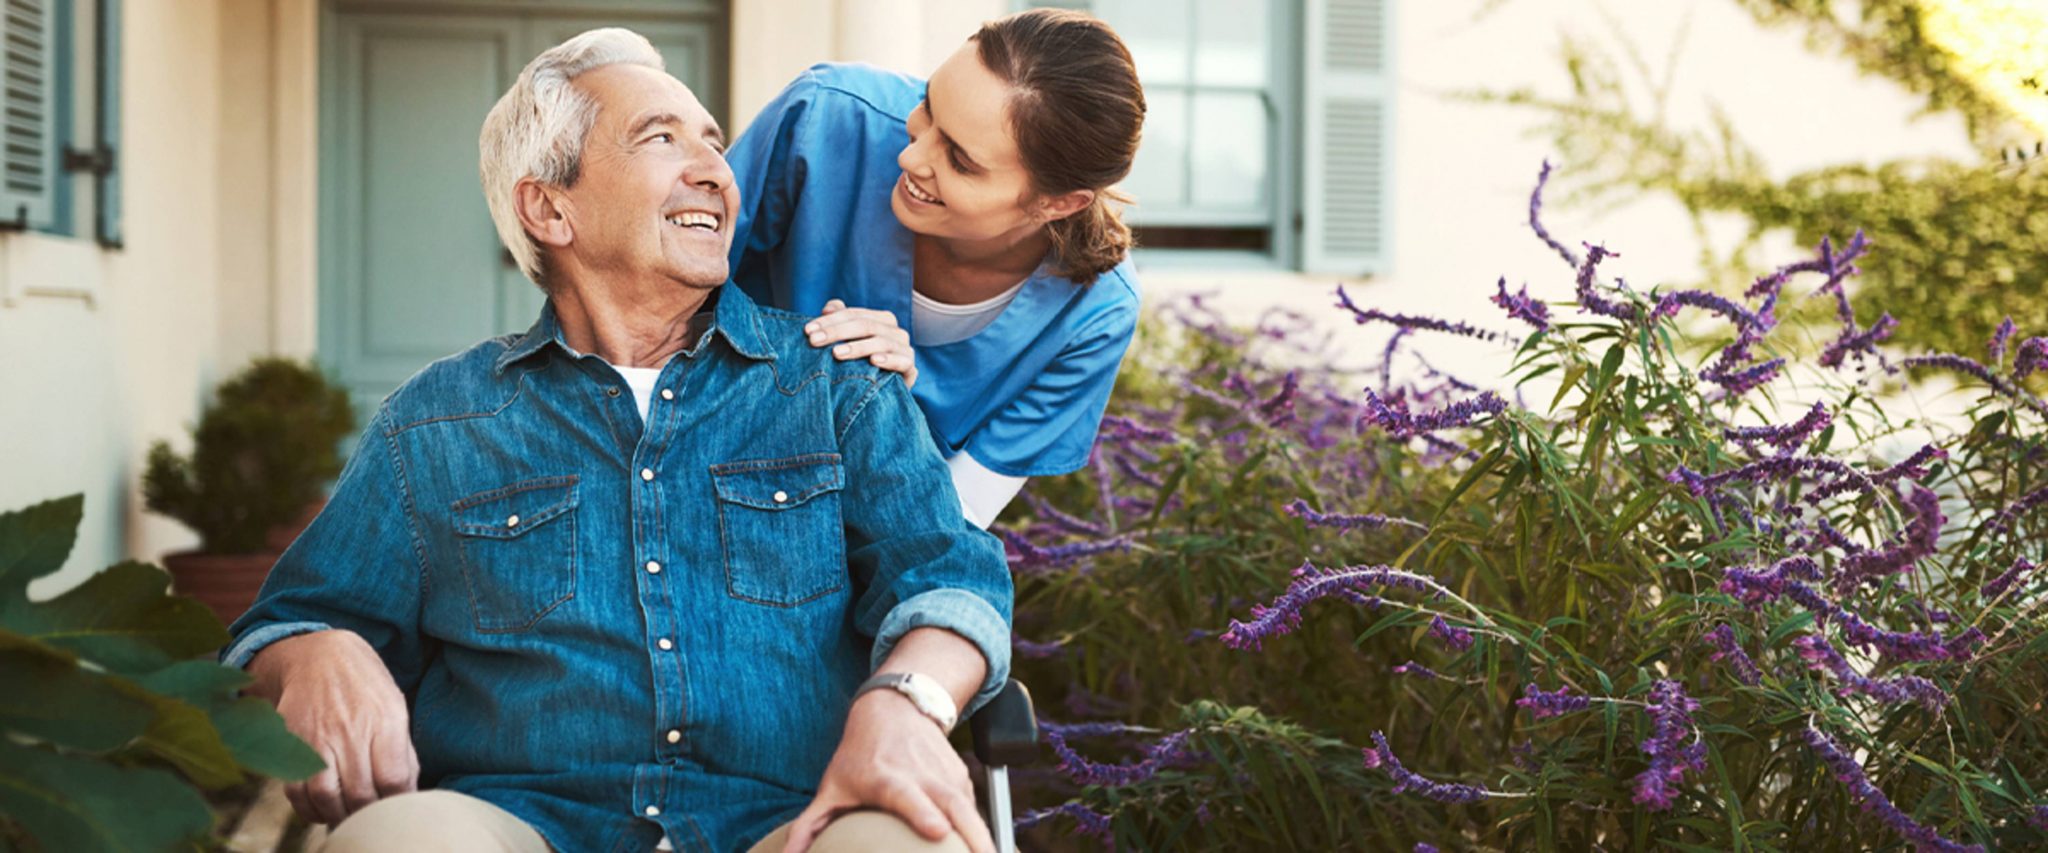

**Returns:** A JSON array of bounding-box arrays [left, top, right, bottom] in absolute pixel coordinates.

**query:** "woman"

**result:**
[[724, 9, 1146, 528]]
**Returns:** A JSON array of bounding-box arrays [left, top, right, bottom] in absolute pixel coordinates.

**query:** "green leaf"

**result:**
[[211, 697, 326, 781], [0, 738, 213, 853], [0, 645, 154, 753], [134, 660, 253, 707], [118, 683, 246, 790], [0, 496, 83, 601], [1, 562, 228, 675]]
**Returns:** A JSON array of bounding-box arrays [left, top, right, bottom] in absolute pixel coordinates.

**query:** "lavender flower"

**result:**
[[1492, 277, 1551, 331], [995, 527, 1133, 572], [1902, 353, 2048, 414], [1015, 802, 1113, 841], [1111, 453, 1164, 490], [1013, 634, 1066, 660], [1723, 402, 1832, 454], [1704, 623, 1763, 686], [1801, 726, 1984, 852], [1284, 498, 1428, 533], [1044, 725, 1202, 787], [1336, 286, 1505, 343], [1990, 317, 2017, 363], [1023, 492, 1108, 537], [1653, 288, 1765, 330], [1098, 414, 1178, 444], [2017, 336, 2048, 380], [1527, 160, 1580, 267], [1415, 845, 1440, 853], [1517, 684, 1593, 719], [1721, 563, 1982, 662], [1633, 680, 1706, 812], [1667, 455, 1875, 501], [1701, 357, 1785, 397], [1391, 660, 1444, 680], [1981, 557, 2037, 601], [1833, 486, 1944, 594], [1987, 483, 2048, 534], [1364, 731, 1494, 804], [1429, 615, 1475, 652], [1872, 445, 1948, 484], [1360, 389, 1509, 439], [1258, 371, 1301, 425], [1219, 563, 1443, 651], [1819, 313, 1898, 370], [1573, 243, 1638, 321], [1792, 634, 1947, 711], [2030, 805, 2048, 833]]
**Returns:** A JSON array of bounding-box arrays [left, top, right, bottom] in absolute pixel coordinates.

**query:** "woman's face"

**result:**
[[893, 43, 1057, 245]]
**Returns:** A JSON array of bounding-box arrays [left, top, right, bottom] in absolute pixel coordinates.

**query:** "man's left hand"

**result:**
[[780, 690, 993, 853]]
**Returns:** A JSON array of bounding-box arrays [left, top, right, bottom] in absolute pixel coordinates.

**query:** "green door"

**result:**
[[319, 0, 727, 419]]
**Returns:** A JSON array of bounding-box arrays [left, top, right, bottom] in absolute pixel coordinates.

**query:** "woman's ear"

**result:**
[[514, 179, 575, 249], [1036, 188, 1096, 223]]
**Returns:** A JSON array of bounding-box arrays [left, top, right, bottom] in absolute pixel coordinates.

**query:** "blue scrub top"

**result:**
[[725, 62, 1142, 478]]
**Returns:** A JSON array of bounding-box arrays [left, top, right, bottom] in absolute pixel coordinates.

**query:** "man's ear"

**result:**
[[514, 179, 574, 250], [1036, 188, 1095, 224]]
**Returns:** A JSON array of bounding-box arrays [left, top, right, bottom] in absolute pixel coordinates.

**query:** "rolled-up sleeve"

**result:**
[[220, 409, 431, 693], [837, 372, 1014, 714]]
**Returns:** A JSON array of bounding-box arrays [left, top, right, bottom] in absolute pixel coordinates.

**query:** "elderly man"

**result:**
[[224, 29, 1010, 853]]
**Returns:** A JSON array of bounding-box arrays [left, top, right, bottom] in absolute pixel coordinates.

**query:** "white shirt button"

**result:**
[[666, 729, 681, 744], [644, 805, 661, 817], [773, 490, 789, 504], [660, 389, 675, 401], [657, 638, 673, 650], [505, 515, 520, 528], [645, 560, 662, 574], [640, 468, 655, 481]]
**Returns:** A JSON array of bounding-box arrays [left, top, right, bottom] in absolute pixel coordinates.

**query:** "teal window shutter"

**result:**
[[92, 0, 115, 246], [1301, 0, 1393, 275], [1, 0, 62, 231]]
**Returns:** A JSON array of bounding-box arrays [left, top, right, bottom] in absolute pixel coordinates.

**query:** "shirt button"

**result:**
[[640, 468, 655, 481], [644, 805, 661, 817], [645, 560, 662, 574], [666, 729, 681, 744], [773, 490, 789, 504], [658, 638, 673, 650], [505, 514, 520, 528], [606, 386, 621, 398], [660, 389, 675, 401]]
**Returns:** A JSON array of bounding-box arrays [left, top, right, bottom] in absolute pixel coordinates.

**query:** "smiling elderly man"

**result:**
[[223, 29, 1011, 853]]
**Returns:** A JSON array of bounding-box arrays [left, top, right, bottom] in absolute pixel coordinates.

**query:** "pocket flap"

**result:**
[[710, 453, 844, 511], [452, 476, 580, 538]]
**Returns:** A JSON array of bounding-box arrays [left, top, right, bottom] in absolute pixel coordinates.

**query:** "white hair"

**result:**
[[480, 28, 666, 287]]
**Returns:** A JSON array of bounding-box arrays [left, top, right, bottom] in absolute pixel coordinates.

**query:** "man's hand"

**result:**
[[781, 690, 992, 853], [246, 629, 419, 826], [806, 299, 919, 388]]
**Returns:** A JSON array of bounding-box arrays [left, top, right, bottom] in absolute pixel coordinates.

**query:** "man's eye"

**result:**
[[651, 132, 675, 144]]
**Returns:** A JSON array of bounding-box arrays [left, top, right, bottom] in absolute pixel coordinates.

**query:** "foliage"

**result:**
[[0, 495, 323, 851], [1469, 0, 2048, 362], [997, 171, 2048, 851], [143, 358, 355, 553]]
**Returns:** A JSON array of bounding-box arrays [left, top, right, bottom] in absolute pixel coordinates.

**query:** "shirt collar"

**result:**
[[493, 285, 777, 375]]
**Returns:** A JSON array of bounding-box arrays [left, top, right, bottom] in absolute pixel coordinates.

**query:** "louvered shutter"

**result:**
[[0, 0, 58, 230], [1301, 0, 1392, 275], [94, 0, 117, 246]]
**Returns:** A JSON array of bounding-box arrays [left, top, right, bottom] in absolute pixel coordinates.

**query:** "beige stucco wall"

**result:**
[[729, 0, 1005, 133]]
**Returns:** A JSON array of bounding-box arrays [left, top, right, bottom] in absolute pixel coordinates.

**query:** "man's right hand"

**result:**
[[246, 629, 420, 826]]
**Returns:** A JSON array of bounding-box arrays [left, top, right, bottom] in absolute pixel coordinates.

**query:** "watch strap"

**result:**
[[855, 672, 958, 733]]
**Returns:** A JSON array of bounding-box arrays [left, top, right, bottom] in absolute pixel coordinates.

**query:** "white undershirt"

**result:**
[[909, 281, 1026, 347], [614, 364, 664, 422], [949, 452, 1027, 529]]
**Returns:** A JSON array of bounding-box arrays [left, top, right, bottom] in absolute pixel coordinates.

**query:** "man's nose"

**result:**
[[687, 142, 731, 192]]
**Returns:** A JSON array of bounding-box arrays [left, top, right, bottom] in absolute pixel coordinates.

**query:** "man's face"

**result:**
[[556, 64, 737, 290]]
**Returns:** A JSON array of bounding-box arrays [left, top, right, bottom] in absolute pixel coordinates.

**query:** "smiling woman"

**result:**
[[725, 9, 1148, 528]]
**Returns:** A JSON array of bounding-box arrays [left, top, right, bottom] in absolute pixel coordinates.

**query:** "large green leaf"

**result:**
[[0, 561, 227, 675], [0, 644, 153, 753], [0, 738, 213, 852], [117, 684, 245, 790], [210, 697, 326, 781], [0, 495, 82, 601]]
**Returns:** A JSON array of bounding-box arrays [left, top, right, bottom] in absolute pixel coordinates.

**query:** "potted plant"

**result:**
[[143, 358, 354, 626]]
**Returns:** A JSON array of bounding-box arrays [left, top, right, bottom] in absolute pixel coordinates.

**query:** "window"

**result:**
[[0, 0, 122, 246]]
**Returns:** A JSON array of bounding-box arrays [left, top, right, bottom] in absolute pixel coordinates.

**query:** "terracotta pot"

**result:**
[[163, 550, 279, 628], [264, 498, 329, 553]]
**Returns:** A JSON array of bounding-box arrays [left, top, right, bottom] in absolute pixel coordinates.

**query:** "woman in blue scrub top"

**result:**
[[724, 9, 1146, 528]]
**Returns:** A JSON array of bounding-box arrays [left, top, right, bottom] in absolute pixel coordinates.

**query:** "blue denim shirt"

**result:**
[[222, 285, 1013, 853]]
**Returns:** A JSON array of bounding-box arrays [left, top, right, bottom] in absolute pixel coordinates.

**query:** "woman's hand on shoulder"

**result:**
[[806, 299, 919, 388]]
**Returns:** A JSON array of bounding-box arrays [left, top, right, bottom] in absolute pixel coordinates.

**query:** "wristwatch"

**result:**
[[855, 672, 959, 733]]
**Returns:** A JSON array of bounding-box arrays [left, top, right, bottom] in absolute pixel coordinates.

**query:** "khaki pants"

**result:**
[[319, 789, 968, 853]]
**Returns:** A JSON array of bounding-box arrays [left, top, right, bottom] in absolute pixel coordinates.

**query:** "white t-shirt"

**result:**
[[614, 364, 664, 422], [909, 280, 1026, 347]]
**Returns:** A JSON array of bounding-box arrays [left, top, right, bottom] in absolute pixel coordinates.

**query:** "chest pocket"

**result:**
[[450, 476, 579, 633], [711, 453, 847, 606]]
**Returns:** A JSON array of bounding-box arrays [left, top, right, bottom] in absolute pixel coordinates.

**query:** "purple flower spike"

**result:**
[[1723, 402, 1832, 454], [1416, 844, 1440, 853], [1517, 684, 1593, 719], [1834, 486, 1943, 595], [995, 527, 1134, 573], [1429, 615, 1476, 652], [1633, 680, 1706, 812], [1702, 357, 1785, 397], [1990, 317, 2017, 362], [1359, 389, 1509, 439], [1220, 563, 1443, 651], [1704, 623, 1763, 686], [1903, 353, 2048, 414], [1801, 727, 1984, 853], [2030, 805, 2048, 833], [1335, 285, 1506, 343], [1015, 802, 1114, 841], [1013, 635, 1066, 660], [1022, 492, 1109, 537], [1492, 277, 1551, 331], [1527, 160, 1580, 267], [1987, 484, 2048, 534], [1653, 288, 1765, 330], [1367, 731, 1494, 804], [2017, 337, 2048, 379], [1819, 313, 1898, 370], [1391, 660, 1444, 680], [1792, 634, 1947, 711], [1044, 725, 1202, 787], [1981, 557, 2038, 601], [1284, 498, 1429, 534], [1573, 243, 1639, 321], [1668, 456, 1873, 501]]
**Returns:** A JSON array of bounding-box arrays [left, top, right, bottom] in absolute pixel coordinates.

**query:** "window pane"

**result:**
[[1094, 0, 1190, 85], [1123, 87, 1187, 208], [1193, 0, 1268, 88], [1188, 92, 1268, 212]]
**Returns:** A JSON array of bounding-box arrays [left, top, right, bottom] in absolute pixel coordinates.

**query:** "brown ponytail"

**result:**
[[973, 9, 1145, 285]]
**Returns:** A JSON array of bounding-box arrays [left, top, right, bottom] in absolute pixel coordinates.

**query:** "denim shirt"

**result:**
[[222, 285, 1013, 853]]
